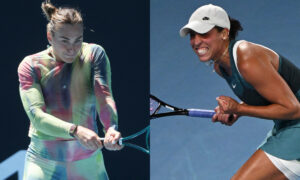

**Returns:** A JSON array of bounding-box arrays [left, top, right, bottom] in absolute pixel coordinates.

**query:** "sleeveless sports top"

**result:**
[[219, 40, 300, 160], [219, 40, 300, 131]]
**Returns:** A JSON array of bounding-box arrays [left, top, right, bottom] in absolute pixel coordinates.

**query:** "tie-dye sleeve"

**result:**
[[93, 46, 118, 132], [18, 57, 74, 139]]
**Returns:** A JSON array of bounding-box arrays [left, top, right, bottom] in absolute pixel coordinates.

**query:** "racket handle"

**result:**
[[187, 109, 215, 118], [99, 138, 123, 145]]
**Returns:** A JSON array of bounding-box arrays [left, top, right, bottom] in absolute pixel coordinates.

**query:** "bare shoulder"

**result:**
[[236, 41, 278, 74], [237, 41, 269, 60]]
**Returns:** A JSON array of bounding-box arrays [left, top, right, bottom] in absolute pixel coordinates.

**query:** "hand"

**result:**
[[212, 106, 239, 126], [216, 96, 240, 114], [104, 127, 123, 151], [74, 126, 103, 150]]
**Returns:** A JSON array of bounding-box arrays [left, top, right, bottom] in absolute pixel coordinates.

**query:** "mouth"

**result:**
[[65, 55, 76, 58], [196, 47, 209, 56]]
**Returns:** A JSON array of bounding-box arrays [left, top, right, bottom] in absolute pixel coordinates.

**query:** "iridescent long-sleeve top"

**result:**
[[18, 43, 118, 140]]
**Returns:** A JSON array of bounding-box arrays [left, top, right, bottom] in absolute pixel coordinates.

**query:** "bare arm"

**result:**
[[219, 42, 300, 120]]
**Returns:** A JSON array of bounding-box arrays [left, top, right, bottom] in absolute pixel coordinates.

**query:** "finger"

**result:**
[[212, 114, 217, 122], [108, 136, 114, 145], [218, 102, 226, 113], [104, 137, 115, 150], [112, 144, 123, 151], [219, 115, 226, 124], [87, 140, 98, 150], [229, 114, 239, 126], [222, 114, 230, 123], [214, 106, 220, 113], [112, 133, 121, 144], [95, 137, 103, 149], [216, 97, 222, 106], [219, 114, 229, 124], [103, 137, 110, 148], [218, 95, 227, 100]]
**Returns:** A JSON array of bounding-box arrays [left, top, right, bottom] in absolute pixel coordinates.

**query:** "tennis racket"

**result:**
[[100, 126, 150, 154], [150, 94, 216, 119]]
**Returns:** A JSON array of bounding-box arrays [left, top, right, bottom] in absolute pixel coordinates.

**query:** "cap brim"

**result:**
[[179, 21, 215, 37]]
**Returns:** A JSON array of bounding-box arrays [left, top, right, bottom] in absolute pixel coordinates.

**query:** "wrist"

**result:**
[[69, 124, 78, 137], [236, 102, 246, 116]]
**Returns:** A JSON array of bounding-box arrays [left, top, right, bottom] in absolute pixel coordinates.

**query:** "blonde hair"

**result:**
[[41, 0, 83, 34]]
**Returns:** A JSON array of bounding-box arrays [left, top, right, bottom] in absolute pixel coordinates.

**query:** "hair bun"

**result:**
[[41, 1, 57, 21]]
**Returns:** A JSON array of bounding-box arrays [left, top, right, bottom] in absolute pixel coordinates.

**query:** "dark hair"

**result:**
[[215, 16, 243, 40], [41, 0, 83, 34]]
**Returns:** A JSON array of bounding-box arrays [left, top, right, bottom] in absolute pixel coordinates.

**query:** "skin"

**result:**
[[189, 27, 300, 179], [47, 23, 83, 63], [48, 23, 122, 151]]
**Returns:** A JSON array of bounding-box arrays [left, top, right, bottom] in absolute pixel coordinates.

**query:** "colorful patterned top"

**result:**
[[18, 42, 118, 141]]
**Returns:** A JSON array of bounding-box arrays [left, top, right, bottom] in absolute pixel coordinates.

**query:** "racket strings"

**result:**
[[150, 98, 161, 115], [121, 126, 150, 154]]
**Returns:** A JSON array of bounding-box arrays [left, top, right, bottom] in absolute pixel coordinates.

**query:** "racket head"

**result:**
[[150, 94, 216, 119], [150, 95, 162, 116], [120, 126, 150, 154], [150, 94, 187, 119]]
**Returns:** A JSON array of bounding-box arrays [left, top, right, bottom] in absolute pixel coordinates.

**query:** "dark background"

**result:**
[[0, 0, 149, 179]]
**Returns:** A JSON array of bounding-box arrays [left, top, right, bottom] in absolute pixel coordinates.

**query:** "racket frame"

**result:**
[[150, 94, 189, 119], [100, 126, 150, 154]]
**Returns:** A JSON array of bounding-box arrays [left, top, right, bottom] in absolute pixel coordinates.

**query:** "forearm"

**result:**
[[237, 103, 300, 120], [93, 46, 118, 131], [29, 108, 74, 138], [94, 82, 118, 131], [98, 96, 118, 132], [20, 87, 73, 139]]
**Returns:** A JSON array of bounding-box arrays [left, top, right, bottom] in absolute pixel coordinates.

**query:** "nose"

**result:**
[[66, 43, 76, 54], [190, 34, 202, 47]]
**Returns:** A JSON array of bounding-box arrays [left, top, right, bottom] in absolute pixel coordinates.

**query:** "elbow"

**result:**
[[287, 102, 300, 120]]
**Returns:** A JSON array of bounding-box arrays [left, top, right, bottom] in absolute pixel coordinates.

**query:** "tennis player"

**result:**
[[18, 1, 122, 179], [180, 4, 300, 180]]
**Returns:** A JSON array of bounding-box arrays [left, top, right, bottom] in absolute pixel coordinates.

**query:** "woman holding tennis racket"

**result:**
[[180, 4, 300, 180], [18, 1, 122, 179]]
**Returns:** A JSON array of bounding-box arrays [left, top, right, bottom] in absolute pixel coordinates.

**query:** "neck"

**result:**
[[48, 47, 64, 63], [214, 41, 230, 69]]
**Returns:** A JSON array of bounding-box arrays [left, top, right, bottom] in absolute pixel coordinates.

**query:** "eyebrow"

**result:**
[[59, 35, 83, 40]]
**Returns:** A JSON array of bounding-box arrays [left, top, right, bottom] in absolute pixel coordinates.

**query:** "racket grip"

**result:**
[[187, 109, 215, 118], [99, 138, 123, 145]]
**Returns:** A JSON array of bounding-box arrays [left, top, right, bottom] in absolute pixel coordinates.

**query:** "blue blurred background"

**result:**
[[150, 0, 300, 179], [0, 0, 149, 179]]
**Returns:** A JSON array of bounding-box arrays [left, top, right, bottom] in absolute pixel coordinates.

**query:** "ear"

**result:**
[[47, 31, 53, 44], [222, 29, 230, 40]]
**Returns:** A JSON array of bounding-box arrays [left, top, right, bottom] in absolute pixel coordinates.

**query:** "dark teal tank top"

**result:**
[[220, 40, 300, 160]]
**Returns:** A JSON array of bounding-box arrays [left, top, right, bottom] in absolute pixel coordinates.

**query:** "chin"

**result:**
[[198, 56, 211, 62], [63, 57, 76, 63]]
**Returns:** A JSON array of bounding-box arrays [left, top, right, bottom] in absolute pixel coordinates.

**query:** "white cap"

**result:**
[[179, 4, 230, 37]]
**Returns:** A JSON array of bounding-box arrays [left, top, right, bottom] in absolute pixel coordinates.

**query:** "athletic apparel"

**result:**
[[265, 151, 300, 180], [18, 43, 117, 179], [219, 40, 300, 160], [23, 145, 108, 180]]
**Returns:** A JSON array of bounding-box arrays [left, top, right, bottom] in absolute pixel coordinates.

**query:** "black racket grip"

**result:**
[[228, 114, 234, 122]]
